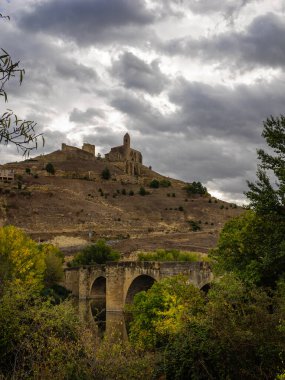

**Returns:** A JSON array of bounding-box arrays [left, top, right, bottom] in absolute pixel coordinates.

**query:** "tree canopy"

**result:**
[[69, 239, 120, 266], [246, 115, 285, 215]]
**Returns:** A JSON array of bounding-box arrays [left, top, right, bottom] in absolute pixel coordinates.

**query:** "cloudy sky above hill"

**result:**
[[1, 0, 285, 203]]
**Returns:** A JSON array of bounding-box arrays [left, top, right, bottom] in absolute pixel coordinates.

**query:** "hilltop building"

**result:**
[[105, 133, 142, 175], [61, 143, 95, 160]]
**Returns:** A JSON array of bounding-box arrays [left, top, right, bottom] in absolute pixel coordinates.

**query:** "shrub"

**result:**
[[149, 179, 159, 188], [121, 188, 126, 195], [129, 190, 134, 196], [185, 181, 207, 195], [159, 179, 171, 188], [45, 163, 55, 175], [178, 206, 184, 211], [188, 220, 201, 231], [138, 249, 206, 262], [139, 187, 148, 196], [69, 240, 120, 266], [101, 167, 111, 180], [25, 167, 31, 174]]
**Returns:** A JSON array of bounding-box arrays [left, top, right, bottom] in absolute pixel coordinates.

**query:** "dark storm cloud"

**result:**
[[69, 107, 105, 124], [163, 13, 285, 71], [110, 76, 285, 142], [18, 0, 155, 46], [55, 61, 98, 82], [110, 90, 175, 134], [169, 77, 285, 139], [111, 52, 169, 94]]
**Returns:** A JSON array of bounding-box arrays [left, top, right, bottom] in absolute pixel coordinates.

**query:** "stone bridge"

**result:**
[[64, 261, 213, 312]]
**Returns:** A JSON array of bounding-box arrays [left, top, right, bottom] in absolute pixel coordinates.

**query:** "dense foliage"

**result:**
[[0, 226, 63, 293], [246, 115, 285, 215], [0, 285, 95, 379], [137, 249, 207, 262], [69, 239, 120, 266], [184, 181, 207, 195], [45, 162, 55, 175], [128, 275, 285, 379], [101, 167, 111, 180], [210, 210, 285, 287]]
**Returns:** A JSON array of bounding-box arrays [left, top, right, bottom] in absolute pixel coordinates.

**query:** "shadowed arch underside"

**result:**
[[125, 275, 156, 305], [90, 276, 106, 299]]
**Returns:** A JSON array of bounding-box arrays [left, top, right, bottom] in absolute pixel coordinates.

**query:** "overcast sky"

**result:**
[[1, 0, 285, 204]]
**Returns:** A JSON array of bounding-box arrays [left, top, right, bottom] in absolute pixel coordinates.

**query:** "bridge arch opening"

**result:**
[[90, 276, 106, 299], [200, 283, 211, 294], [125, 275, 156, 305], [90, 276, 106, 335]]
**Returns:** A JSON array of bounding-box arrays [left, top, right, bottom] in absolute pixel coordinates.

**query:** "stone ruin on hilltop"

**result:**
[[61, 133, 143, 175]]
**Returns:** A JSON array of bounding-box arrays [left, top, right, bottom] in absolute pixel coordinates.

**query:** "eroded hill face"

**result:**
[[0, 154, 243, 255]]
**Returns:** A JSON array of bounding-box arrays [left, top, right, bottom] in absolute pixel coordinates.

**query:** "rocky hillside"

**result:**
[[0, 153, 243, 255]]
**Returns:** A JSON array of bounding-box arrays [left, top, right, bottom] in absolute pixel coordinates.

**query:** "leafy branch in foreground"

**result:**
[[0, 16, 43, 154]]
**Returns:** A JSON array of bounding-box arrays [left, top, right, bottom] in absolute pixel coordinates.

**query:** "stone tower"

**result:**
[[123, 133, 130, 149]]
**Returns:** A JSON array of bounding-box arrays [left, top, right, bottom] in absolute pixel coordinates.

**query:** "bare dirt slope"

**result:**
[[0, 155, 243, 255]]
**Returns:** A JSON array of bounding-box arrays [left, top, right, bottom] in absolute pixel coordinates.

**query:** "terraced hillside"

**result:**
[[0, 153, 243, 255]]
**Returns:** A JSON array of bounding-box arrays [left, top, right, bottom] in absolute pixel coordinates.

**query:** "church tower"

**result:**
[[123, 133, 130, 149]]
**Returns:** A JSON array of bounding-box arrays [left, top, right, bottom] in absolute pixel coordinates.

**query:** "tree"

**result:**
[[69, 239, 120, 266], [210, 210, 285, 287], [0, 225, 46, 291], [101, 167, 111, 180], [245, 115, 285, 215], [210, 117, 285, 288], [0, 14, 43, 154], [0, 285, 95, 379], [128, 276, 203, 350], [163, 275, 284, 380], [45, 162, 55, 175], [185, 181, 207, 195], [149, 179, 159, 188]]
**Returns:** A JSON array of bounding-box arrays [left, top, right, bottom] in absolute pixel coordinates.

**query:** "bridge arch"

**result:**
[[125, 274, 156, 305], [90, 276, 106, 299]]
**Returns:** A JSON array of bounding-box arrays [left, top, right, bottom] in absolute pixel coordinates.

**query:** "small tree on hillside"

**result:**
[[185, 181, 207, 195], [45, 163, 55, 175], [101, 167, 111, 180]]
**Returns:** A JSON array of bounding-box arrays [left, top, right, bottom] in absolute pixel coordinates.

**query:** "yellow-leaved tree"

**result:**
[[0, 225, 63, 291]]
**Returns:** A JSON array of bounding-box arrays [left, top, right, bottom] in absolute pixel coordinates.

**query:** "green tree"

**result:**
[[101, 167, 111, 180], [245, 115, 285, 215], [185, 181, 207, 195], [45, 162, 55, 175], [210, 211, 285, 287], [0, 14, 42, 154], [128, 276, 203, 350], [0, 285, 95, 379], [211, 117, 285, 288], [69, 239, 120, 266], [163, 275, 284, 380], [149, 179, 159, 188]]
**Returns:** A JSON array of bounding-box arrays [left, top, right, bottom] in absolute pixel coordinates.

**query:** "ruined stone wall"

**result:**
[[82, 143, 95, 156], [61, 143, 95, 160]]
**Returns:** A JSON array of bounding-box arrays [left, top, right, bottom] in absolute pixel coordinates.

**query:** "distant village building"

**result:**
[[105, 133, 142, 175], [0, 169, 14, 182]]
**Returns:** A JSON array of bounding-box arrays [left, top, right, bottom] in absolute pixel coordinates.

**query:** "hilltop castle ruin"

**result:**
[[60, 133, 142, 175], [105, 133, 142, 175]]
